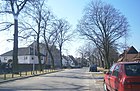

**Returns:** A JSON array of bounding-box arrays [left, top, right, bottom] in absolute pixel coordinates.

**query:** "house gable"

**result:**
[[127, 46, 138, 54], [118, 46, 140, 62]]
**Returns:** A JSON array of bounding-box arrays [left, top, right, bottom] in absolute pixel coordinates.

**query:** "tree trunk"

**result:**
[[12, 18, 18, 72], [37, 36, 42, 71], [59, 45, 63, 68], [104, 46, 110, 69], [44, 40, 55, 69], [49, 51, 55, 69]]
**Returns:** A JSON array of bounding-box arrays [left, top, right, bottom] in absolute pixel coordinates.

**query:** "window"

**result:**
[[4, 57, 7, 60], [41, 56, 43, 60], [30, 47, 34, 55], [125, 63, 140, 76], [112, 65, 121, 77], [109, 64, 117, 75], [24, 56, 28, 60]]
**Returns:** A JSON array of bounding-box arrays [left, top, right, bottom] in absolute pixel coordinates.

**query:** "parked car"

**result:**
[[89, 64, 97, 72], [103, 62, 140, 91]]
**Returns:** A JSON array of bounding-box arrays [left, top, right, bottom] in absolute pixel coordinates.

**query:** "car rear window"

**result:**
[[125, 63, 140, 76]]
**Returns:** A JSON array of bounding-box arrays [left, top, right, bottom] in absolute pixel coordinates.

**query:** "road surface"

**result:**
[[0, 67, 103, 91]]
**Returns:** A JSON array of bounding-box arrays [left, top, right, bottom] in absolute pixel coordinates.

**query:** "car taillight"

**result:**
[[123, 78, 132, 89]]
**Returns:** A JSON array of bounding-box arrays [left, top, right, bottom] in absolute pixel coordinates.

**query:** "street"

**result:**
[[0, 67, 103, 91]]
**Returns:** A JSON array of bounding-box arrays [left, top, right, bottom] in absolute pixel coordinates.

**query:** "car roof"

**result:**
[[117, 61, 140, 65]]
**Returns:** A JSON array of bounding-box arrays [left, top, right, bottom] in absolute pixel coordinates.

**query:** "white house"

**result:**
[[0, 46, 45, 64], [62, 56, 70, 67], [0, 42, 61, 68], [0, 42, 46, 64], [62, 55, 78, 68], [68, 55, 78, 67]]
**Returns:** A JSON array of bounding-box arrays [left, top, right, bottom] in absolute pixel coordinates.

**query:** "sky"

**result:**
[[0, 0, 140, 57], [46, 0, 140, 56]]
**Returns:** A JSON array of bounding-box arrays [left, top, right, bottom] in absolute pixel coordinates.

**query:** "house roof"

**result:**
[[118, 57, 123, 62], [0, 47, 30, 56], [118, 46, 140, 62], [0, 41, 61, 57], [0, 47, 45, 56], [126, 46, 138, 54], [69, 55, 78, 65], [62, 56, 69, 61]]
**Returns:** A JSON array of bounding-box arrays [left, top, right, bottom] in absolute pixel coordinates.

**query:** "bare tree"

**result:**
[[43, 33, 57, 69], [0, 0, 29, 71], [77, 43, 102, 67], [109, 46, 119, 64], [20, 0, 48, 71], [77, 0, 129, 68], [55, 19, 72, 68], [42, 18, 59, 68], [77, 44, 91, 67]]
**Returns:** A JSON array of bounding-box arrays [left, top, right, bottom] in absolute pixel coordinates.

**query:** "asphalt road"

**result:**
[[0, 67, 103, 91]]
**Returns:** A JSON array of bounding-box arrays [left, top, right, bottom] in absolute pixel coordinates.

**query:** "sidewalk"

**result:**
[[90, 72, 104, 91], [0, 69, 62, 84]]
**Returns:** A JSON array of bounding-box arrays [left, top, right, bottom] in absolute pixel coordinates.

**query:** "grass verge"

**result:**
[[0, 69, 60, 82]]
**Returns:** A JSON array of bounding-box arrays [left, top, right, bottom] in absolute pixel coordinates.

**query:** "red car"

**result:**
[[103, 62, 140, 91]]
